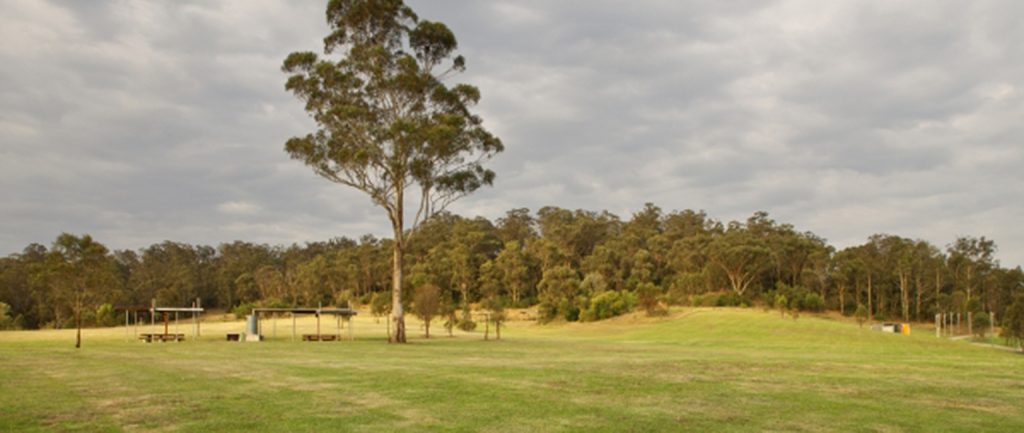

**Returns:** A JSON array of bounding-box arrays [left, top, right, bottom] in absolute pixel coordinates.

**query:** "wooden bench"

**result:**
[[226, 333, 241, 342], [302, 334, 339, 342]]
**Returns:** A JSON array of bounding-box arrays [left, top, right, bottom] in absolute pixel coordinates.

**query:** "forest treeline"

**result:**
[[1, 204, 1023, 330]]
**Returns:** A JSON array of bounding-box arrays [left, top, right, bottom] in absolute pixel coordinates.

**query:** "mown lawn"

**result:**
[[1, 308, 1022, 432]]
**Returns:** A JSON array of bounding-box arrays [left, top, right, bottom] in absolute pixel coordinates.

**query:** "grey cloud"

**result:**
[[2, 0, 1023, 267]]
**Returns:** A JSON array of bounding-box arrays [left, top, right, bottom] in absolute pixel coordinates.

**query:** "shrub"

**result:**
[[263, 298, 290, 309], [233, 302, 258, 319], [666, 285, 689, 306], [80, 309, 97, 327], [966, 298, 982, 314], [802, 293, 825, 313], [691, 295, 704, 307], [95, 303, 118, 327], [457, 304, 477, 331], [537, 300, 559, 323], [842, 298, 858, 316], [972, 313, 991, 339], [358, 292, 373, 306], [369, 292, 391, 322], [1001, 296, 1024, 349], [637, 283, 667, 316], [334, 289, 355, 308], [855, 304, 869, 328], [559, 299, 581, 322], [717, 292, 741, 307], [775, 294, 788, 318], [700, 294, 719, 307], [0, 302, 14, 330], [581, 291, 636, 322], [513, 296, 537, 309]]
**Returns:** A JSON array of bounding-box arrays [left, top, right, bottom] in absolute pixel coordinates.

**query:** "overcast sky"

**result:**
[[2, 0, 1023, 267]]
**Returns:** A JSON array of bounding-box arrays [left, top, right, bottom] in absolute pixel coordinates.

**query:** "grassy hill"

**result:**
[[1, 308, 1022, 432]]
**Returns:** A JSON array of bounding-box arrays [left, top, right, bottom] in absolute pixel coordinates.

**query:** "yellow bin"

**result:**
[[901, 323, 911, 335]]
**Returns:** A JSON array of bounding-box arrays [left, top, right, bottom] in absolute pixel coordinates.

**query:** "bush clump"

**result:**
[[537, 300, 559, 323], [95, 303, 118, 327], [637, 282, 667, 316], [232, 302, 258, 319], [580, 291, 636, 322], [0, 302, 17, 330], [717, 292, 741, 307], [973, 313, 991, 339], [457, 304, 477, 331], [802, 293, 825, 312]]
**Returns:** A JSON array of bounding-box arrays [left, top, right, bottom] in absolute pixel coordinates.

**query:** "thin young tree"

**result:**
[[1002, 295, 1024, 351], [282, 0, 503, 342], [413, 284, 440, 338], [482, 296, 506, 340], [50, 234, 118, 349]]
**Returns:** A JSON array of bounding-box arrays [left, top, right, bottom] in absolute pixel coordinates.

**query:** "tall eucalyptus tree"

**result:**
[[282, 0, 503, 342]]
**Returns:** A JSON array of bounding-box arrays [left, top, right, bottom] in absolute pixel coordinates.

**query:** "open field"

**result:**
[[1, 308, 1023, 432]]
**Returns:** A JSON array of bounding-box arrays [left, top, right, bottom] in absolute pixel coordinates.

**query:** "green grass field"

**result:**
[[1, 308, 1022, 432]]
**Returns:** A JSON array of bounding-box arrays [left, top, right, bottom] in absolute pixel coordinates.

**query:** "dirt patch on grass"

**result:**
[[920, 397, 1019, 416]]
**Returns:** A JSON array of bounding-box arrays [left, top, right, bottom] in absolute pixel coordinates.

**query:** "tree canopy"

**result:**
[[1, 206, 1022, 338]]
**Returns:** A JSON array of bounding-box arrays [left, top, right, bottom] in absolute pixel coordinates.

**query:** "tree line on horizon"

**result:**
[[2, 204, 1023, 337]]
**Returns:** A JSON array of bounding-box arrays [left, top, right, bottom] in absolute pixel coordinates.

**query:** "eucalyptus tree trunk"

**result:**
[[838, 283, 846, 315], [965, 265, 974, 303], [74, 296, 82, 349], [899, 271, 910, 321], [391, 237, 406, 344], [867, 274, 873, 320], [915, 275, 924, 321]]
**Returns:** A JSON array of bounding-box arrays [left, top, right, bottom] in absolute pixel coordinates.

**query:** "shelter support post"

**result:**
[[991, 312, 996, 338], [196, 298, 201, 338]]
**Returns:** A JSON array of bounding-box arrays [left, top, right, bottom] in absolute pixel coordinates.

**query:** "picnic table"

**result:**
[[302, 334, 338, 342], [139, 333, 186, 343]]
